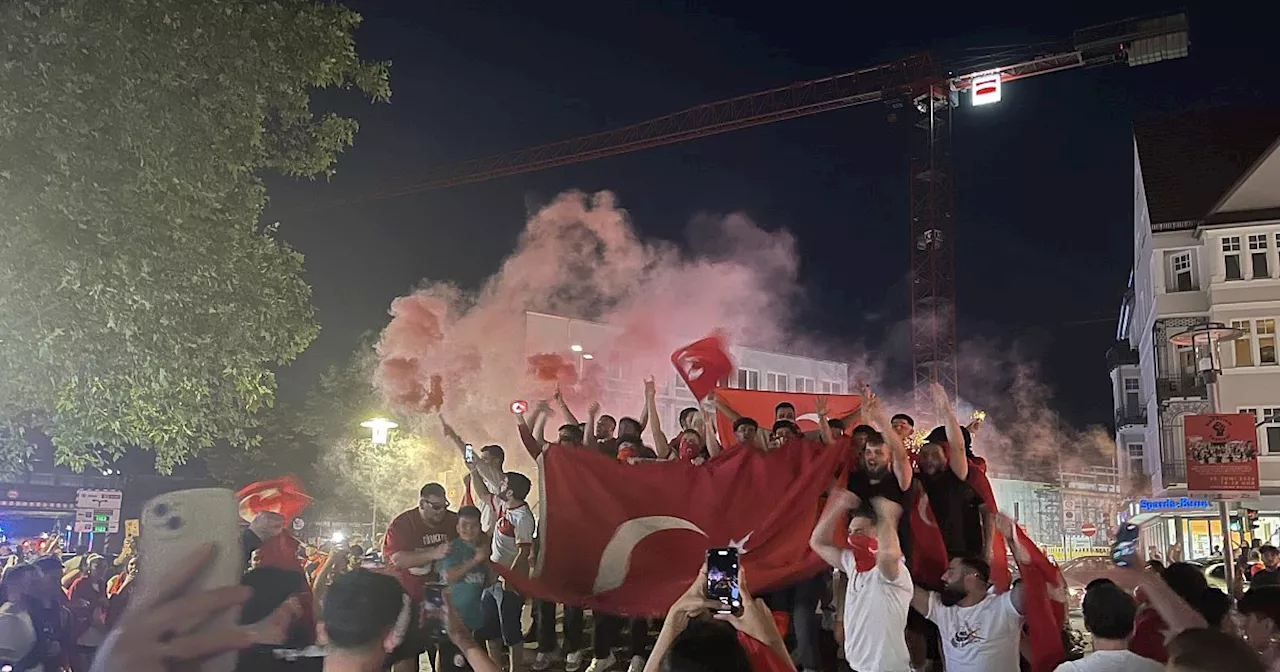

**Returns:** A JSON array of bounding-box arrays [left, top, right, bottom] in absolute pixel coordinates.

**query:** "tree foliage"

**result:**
[[0, 0, 390, 474], [300, 348, 466, 522]]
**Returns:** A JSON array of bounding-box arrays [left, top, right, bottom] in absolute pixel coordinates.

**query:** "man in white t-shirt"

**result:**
[[475, 471, 536, 672], [810, 488, 913, 672], [1054, 579, 1162, 672], [910, 555, 1025, 672]]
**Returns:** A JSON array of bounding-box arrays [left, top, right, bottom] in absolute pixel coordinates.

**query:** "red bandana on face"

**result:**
[[847, 534, 879, 572]]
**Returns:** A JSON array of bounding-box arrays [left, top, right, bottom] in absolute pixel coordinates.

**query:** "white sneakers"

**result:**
[[626, 655, 645, 672], [532, 651, 563, 671], [584, 652, 616, 672], [565, 651, 587, 672]]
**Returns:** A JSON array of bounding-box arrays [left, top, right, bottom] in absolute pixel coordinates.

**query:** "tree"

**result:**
[[0, 0, 390, 475], [302, 347, 466, 522]]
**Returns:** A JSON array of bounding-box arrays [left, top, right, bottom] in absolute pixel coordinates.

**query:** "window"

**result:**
[[1230, 319, 1277, 367], [820, 380, 845, 394], [1223, 237, 1243, 281], [1232, 320, 1254, 367], [1123, 378, 1140, 412], [1250, 234, 1271, 279], [794, 376, 816, 393], [1242, 408, 1280, 455], [736, 368, 760, 390], [1168, 251, 1195, 292], [1127, 443, 1144, 476], [1262, 319, 1277, 365], [765, 372, 788, 392]]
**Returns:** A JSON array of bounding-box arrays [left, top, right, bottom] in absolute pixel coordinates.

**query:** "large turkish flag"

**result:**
[[500, 440, 851, 617], [714, 388, 862, 439]]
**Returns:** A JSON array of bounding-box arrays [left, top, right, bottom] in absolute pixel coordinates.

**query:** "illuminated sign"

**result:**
[[971, 73, 1002, 106], [1138, 497, 1212, 512]]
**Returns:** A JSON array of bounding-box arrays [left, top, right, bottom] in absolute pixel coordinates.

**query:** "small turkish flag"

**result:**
[[235, 476, 312, 523], [670, 333, 734, 400]]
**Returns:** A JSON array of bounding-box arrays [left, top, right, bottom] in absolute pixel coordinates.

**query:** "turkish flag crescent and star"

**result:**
[[713, 388, 862, 440], [236, 476, 313, 523], [498, 440, 852, 617], [670, 334, 735, 400]]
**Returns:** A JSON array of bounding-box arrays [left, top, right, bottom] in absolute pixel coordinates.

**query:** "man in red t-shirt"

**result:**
[[382, 482, 459, 672]]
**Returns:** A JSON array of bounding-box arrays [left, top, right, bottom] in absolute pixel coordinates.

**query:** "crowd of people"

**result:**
[[1, 379, 1280, 672]]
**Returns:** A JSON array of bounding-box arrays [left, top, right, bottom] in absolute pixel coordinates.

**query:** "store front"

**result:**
[[1124, 496, 1280, 561]]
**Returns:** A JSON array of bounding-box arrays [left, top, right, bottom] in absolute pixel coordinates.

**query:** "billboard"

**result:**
[[1183, 413, 1260, 499]]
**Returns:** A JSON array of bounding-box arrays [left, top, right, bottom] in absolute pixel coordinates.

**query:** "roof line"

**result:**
[[521, 310, 849, 368], [1208, 133, 1280, 216]]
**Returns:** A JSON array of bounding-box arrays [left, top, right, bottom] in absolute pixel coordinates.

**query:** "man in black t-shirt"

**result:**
[[916, 441, 986, 559]]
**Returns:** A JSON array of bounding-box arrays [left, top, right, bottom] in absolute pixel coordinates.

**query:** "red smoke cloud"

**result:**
[[372, 191, 802, 473]]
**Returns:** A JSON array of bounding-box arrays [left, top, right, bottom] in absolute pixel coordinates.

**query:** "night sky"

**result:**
[[262, 1, 1275, 428]]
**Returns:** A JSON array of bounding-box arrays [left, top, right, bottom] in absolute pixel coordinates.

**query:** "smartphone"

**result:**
[[420, 584, 449, 641], [464, 444, 475, 463], [139, 488, 243, 672], [1111, 522, 1141, 567], [706, 547, 741, 615]]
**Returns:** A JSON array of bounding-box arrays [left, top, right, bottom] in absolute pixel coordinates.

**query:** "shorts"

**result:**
[[478, 583, 525, 647]]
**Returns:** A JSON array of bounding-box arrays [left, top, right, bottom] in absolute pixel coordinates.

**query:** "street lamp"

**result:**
[[360, 417, 398, 445], [1169, 322, 1243, 592], [570, 344, 584, 353]]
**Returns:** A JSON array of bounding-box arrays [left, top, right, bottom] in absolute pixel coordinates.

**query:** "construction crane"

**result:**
[[360, 13, 1188, 424]]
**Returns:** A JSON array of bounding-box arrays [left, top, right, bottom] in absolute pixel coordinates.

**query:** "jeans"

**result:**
[[534, 600, 585, 652], [479, 584, 526, 647], [792, 572, 827, 671]]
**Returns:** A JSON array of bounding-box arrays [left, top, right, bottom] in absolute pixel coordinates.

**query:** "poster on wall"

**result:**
[[1183, 413, 1260, 499]]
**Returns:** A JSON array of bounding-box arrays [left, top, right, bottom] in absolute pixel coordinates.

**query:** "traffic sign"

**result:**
[[76, 489, 122, 510], [1081, 522, 1098, 537]]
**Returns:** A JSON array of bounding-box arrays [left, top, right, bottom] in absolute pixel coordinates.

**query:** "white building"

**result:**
[[1113, 106, 1280, 556], [523, 311, 848, 434]]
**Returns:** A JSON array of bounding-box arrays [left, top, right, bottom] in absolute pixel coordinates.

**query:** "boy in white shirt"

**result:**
[[810, 489, 913, 672]]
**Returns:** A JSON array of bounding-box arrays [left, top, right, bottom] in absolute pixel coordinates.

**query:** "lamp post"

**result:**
[[360, 417, 399, 537], [1169, 322, 1243, 593]]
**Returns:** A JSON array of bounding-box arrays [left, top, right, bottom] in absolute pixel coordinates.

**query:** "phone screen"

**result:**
[[706, 548, 741, 614], [421, 585, 449, 640], [464, 444, 475, 463], [1111, 522, 1141, 567]]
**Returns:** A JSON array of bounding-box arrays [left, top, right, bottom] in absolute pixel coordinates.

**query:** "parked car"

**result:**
[[1059, 554, 1113, 611]]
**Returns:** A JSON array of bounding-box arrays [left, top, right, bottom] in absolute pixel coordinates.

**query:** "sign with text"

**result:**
[[1184, 413, 1260, 499], [75, 489, 122, 510]]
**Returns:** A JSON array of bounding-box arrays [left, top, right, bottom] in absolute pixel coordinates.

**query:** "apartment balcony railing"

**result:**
[[1155, 374, 1207, 400], [1160, 458, 1187, 486], [1106, 343, 1140, 370], [1115, 407, 1148, 428]]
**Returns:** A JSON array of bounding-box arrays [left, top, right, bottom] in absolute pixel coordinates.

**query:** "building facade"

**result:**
[[524, 311, 849, 435], [1110, 106, 1280, 556]]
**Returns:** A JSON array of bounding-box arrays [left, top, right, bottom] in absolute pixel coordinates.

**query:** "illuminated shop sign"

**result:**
[[1138, 497, 1212, 512]]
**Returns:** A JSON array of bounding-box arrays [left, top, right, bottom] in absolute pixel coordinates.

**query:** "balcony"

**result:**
[[1115, 407, 1148, 428], [1159, 458, 1187, 487], [1155, 374, 1207, 400], [1106, 343, 1140, 370]]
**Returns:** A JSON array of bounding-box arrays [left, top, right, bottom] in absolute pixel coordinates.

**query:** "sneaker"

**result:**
[[532, 651, 562, 671], [565, 651, 586, 672], [626, 655, 645, 672], [585, 652, 617, 672]]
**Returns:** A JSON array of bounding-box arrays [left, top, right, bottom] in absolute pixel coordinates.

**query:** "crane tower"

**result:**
[[360, 14, 1189, 424]]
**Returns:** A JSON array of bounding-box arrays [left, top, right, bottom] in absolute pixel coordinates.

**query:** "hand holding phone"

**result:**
[[420, 585, 449, 642], [705, 548, 741, 615]]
